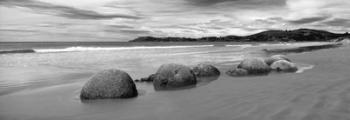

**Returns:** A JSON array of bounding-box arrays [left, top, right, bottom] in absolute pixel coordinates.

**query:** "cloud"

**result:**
[[119, 29, 151, 34], [0, 28, 38, 33], [323, 18, 350, 27], [288, 16, 329, 24], [0, 0, 141, 19], [1, 0, 350, 41], [186, 0, 286, 7], [104, 24, 151, 35], [107, 25, 135, 29]]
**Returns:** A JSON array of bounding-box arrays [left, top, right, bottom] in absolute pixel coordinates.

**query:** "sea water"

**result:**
[[0, 41, 327, 96], [0, 42, 256, 95], [0, 41, 339, 120]]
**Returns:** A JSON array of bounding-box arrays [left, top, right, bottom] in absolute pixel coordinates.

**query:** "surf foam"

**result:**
[[34, 45, 214, 53]]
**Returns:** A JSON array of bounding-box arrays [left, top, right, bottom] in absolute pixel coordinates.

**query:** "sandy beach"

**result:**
[[1, 43, 349, 120]]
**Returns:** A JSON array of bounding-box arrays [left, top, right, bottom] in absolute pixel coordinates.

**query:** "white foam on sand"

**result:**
[[296, 64, 315, 73]]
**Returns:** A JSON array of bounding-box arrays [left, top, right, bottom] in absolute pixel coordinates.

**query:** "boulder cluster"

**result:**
[[80, 54, 298, 100], [226, 55, 298, 77], [80, 63, 220, 100]]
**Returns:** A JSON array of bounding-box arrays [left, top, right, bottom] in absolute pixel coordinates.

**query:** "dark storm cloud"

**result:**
[[288, 16, 329, 24], [186, 0, 286, 7], [0, 0, 141, 19]]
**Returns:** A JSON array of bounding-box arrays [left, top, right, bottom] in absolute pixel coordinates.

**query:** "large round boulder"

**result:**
[[271, 60, 298, 72], [265, 55, 291, 65], [226, 67, 248, 77], [80, 69, 138, 100], [237, 58, 271, 75], [192, 63, 220, 77], [153, 63, 197, 90]]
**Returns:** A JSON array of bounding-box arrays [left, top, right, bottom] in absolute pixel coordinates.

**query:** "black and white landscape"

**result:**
[[0, 0, 350, 120]]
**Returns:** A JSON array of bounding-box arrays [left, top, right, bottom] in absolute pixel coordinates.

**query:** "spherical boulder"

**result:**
[[265, 55, 291, 65], [153, 63, 197, 90], [191, 63, 220, 77], [80, 69, 138, 100], [271, 60, 298, 72], [226, 68, 248, 77], [237, 58, 271, 75]]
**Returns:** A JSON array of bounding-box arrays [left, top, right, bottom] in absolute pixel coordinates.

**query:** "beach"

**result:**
[[0, 42, 350, 120]]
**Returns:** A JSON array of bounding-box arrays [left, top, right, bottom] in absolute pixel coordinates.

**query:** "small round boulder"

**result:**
[[226, 68, 248, 77], [80, 69, 138, 100], [136, 74, 156, 82], [237, 58, 271, 75], [192, 63, 220, 77], [271, 60, 298, 72], [153, 63, 197, 90], [265, 55, 291, 65]]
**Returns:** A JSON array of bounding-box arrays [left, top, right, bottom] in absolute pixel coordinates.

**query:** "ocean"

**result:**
[[0, 41, 328, 96], [0, 42, 260, 95], [1, 41, 330, 96]]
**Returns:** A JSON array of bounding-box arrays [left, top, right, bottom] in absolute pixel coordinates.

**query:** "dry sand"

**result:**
[[1, 44, 350, 120]]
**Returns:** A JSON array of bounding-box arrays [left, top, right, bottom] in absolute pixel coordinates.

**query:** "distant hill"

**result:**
[[129, 28, 349, 42]]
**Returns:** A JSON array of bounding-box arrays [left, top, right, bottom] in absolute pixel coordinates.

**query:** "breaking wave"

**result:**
[[0, 45, 214, 54]]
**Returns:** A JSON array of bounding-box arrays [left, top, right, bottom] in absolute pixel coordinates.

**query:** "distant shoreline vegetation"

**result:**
[[129, 28, 349, 42]]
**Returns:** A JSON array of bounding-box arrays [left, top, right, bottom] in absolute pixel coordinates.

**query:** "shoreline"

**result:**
[[1, 42, 350, 120]]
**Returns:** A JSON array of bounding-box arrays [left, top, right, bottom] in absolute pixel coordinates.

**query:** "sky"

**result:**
[[0, 0, 349, 42]]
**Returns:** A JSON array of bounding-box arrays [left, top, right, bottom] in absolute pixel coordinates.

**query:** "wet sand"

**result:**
[[1, 44, 350, 120]]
